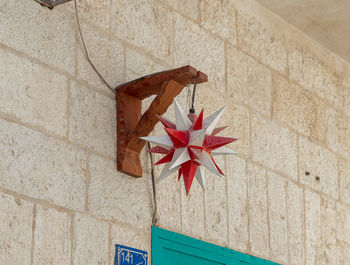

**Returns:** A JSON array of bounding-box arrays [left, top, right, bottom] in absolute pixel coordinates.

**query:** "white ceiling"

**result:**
[[255, 0, 350, 63]]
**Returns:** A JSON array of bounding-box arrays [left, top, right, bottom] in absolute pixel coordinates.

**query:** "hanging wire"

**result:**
[[146, 142, 158, 227], [73, 0, 116, 95], [184, 82, 192, 112], [189, 76, 197, 113]]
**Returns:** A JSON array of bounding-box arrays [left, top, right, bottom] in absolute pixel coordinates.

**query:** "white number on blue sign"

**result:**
[[116, 244, 148, 265]]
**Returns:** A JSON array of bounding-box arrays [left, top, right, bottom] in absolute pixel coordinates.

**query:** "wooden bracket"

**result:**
[[116, 65, 208, 178]]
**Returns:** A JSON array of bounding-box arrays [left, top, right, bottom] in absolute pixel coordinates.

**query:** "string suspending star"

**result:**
[[141, 99, 238, 195]]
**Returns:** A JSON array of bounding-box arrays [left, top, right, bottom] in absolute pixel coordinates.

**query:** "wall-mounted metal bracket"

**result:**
[[34, 0, 72, 9], [116, 65, 208, 178]]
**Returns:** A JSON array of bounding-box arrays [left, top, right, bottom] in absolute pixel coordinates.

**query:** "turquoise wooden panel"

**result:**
[[152, 226, 280, 265]]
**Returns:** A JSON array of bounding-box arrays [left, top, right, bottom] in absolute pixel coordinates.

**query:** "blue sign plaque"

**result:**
[[115, 244, 148, 265]]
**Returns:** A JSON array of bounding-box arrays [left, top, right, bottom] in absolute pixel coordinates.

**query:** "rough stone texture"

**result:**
[[69, 81, 116, 158], [320, 198, 337, 264], [267, 172, 288, 264], [76, 23, 124, 95], [0, 192, 33, 265], [111, 0, 172, 61], [67, 0, 110, 30], [338, 240, 350, 265], [340, 160, 350, 203], [221, 103, 250, 158], [299, 136, 338, 198], [289, 50, 343, 108], [251, 113, 298, 180], [227, 45, 272, 116], [160, 0, 199, 20], [88, 154, 152, 228], [181, 181, 205, 240], [272, 76, 326, 142], [336, 202, 350, 245], [174, 14, 225, 93], [155, 170, 181, 232], [286, 181, 305, 265], [247, 163, 268, 257], [326, 106, 350, 159], [237, 11, 287, 74], [227, 155, 248, 252], [344, 86, 350, 116], [33, 206, 71, 265], [0, 0, 75, 74], [254, 0, 350, 65], [125, 48, 166, 82], [204, 157, 227, 245], [0, 48, 68, 137], [200, 0, 237, 42], [305, 190, 322, 265], [73, 214, 109, 265], [0, 119, 86, 211], [0, 0, 350, 263], [111, 224, 150, 264]]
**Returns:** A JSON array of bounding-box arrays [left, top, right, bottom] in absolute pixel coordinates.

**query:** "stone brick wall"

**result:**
[[0, 0, 349, 264]]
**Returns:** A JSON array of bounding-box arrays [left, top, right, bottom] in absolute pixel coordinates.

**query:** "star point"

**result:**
[[144, 101, 237, 195]]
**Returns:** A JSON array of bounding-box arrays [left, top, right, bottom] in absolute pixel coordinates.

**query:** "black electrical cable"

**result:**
[[190, 76, 197, 113], [146, 142, 158, 227], [74, 0, 164, 226], [73, 0, 116, 95]]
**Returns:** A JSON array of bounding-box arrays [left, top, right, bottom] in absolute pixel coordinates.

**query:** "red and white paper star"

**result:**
[[141, 99, 237, 195]]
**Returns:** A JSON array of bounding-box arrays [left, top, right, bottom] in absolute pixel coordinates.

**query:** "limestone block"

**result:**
[[155, 170, 181, 232], [267, 172, 288, 264], [247, 163, 268, 257], [204, 157, 227, 245], [0, 193, 33, 265], [76, 23, 124, 95], [195, 84, 226, 121], [111, 0, 172, 61], [33, 206, 71, 265], [0, 119, 86, 211], [200, 0, 237, 42], [0, 0, 75, 74], [305, 190, 322, 265], [251, 113, 298, 180], [340, 160, 350, 203], [73, 214, 109, 265], [88, 154, 152, 228], [320, 198, 337, 265], [286, 181, 305, 265], [344, 86, 350, 116], [224, 107, 250, 158], [66, 0, 110, 30], [325, 107, 350, 159], [299, 137, 338, 198], [174, 14, 225, 93], [227, 46, 272, 116], [237, 12, 287, 74], [0, 48, 67, 137], [126, 48, 166, 82], [111, 224, 150, 265], [338, 240, 350, 265], [69, 81, 116, 159], [196, 84, 251, 157], [272, 76, 326, 142], [160, 0, 199, 20], [336, 202, 350, 245], [227, 155, 248, 252], [181, 181, 205, 240], [289, 50, 343, 108]]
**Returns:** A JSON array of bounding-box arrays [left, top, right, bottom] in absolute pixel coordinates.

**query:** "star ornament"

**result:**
[[141, 99, 238, 195]]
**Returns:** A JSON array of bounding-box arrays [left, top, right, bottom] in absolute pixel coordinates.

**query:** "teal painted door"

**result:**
[[152, 227, 280, 265]]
